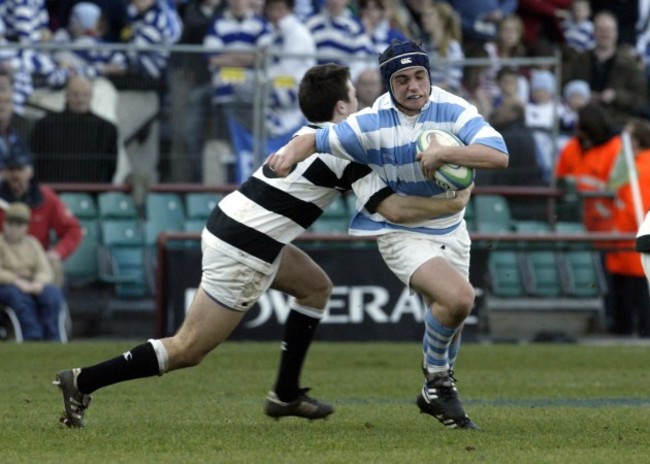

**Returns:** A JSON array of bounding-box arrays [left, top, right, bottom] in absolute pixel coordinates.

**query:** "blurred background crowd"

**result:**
[[0, 0, 649, 188]]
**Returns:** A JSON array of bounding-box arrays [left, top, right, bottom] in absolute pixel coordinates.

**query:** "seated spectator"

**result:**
[[464, 14, 529, 117], [264, 0, 315, 138], [590, 0, 638, 47], [0, 82, 33, 152], [110, 0, 182, 88], [30, 75, 118, 183], [50, 2, 127, 83], [106, 0, 182, 185], [0, 0, 51, 44], [562, 11, 646, 130], [355, 67, 383, 111], [0, 148, 82, 287], [561, 0, 594, 53], [56, 0, 129, 43], [525, 69, 558, 182], [174, 0, 226, 183], [204, 0, 273, 183], [479, 100, 546, 218], [294, 0, 324, 21], [0, 16, 57, 115], [420, 1, 465, 93], [0, 202, 65, 341], [305, 0, 375, 80], [491, 66, 525, 112], [358, 0, 407, 55], [558, 79, 590, 147], [445, 0, 520, 54]]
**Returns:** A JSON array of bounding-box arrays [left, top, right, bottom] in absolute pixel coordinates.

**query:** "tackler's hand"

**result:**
[[265, 149, 293, 177]]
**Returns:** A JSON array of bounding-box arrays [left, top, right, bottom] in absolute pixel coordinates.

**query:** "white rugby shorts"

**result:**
[[200, 236, 280, 312], [376, 222, 471, 289]]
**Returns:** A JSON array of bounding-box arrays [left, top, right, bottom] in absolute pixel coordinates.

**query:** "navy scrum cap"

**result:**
[[378, 40, 431, 101]]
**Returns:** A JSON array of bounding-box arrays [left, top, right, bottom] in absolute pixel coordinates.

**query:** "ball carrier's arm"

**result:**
[[266, 133, 317, 176]]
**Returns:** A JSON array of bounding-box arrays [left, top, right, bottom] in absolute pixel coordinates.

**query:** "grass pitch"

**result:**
[[1, 341, 649, 464]]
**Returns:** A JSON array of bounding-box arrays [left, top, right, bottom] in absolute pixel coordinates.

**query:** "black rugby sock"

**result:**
[[76, 342, 161, 394], [273, 310, 320, 402]]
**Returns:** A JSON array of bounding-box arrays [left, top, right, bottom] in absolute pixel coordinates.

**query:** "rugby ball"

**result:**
[[416, 129, 475, 191]]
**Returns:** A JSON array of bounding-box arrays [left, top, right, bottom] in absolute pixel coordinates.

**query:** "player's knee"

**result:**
[[314, 274, 333, 301], [295, 273, 332, 307], [449, 284, 475, 320]]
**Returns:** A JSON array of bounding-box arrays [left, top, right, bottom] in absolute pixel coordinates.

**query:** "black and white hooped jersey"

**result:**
[[204, 124, 394, 274]]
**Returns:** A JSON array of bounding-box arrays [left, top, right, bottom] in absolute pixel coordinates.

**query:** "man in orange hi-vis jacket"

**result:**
[[555, 102, 620, 233], [606, 118, 650, 337]]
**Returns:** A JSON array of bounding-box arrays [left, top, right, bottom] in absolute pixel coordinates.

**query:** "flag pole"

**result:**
[[621, 130, 644, 226]]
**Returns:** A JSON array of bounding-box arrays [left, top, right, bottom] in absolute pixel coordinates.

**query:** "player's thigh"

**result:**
[[377, 227, 471, 304], [272, 244, 332, 302], [169, 287, 245, 359], [410, 257, 473, 308], [201, 240, 278, 312]]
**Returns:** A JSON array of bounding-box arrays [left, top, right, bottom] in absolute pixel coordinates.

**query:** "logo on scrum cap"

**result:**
[[400, 58, 412, 65]]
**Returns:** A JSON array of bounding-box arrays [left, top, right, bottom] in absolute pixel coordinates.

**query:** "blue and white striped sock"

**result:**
[[448, 332, 462, 370], [422, 309, 457, 376]]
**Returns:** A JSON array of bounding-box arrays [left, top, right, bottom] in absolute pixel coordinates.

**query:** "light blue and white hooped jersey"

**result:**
[[314, 86, 509, 236]]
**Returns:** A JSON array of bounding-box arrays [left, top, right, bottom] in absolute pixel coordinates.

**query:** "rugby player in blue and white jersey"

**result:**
[[268, 41, 509, 429], [53, 63, 472, 428]]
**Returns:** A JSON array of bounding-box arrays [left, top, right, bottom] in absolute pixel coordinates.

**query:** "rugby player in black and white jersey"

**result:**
[[53, 63, 472, 428]]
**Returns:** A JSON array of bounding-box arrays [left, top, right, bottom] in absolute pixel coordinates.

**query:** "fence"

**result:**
[[5, 42, 562, 187]]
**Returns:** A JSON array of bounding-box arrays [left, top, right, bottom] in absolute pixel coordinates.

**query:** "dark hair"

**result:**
[[298, 63, 351, 123], [264, 0, 294, 9], [577, 102, 614, 147], [358, 0, 384, 10], [496, 66, 520, 81], [628, 118, 650, 150]]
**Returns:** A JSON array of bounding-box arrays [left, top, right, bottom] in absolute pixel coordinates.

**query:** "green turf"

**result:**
[[2, 341, 648, 463]]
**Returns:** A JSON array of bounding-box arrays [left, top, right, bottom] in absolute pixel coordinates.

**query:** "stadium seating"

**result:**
[[487, 250, 525, 297], [555, 221, 607, 298], [60, 192, 98, 219], [184, 192, 223, 220], [513, 220, 562, 297], [145, 192, 185, 231], [97, 192, 139, 220], [99, 220, 149, 298], [64, 219, 100, 285], [183, 218, 206, 233], [474, 194, 513, 231]]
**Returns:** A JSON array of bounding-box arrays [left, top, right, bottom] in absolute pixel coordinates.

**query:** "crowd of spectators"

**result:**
[[0, 0, 648, 189]]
